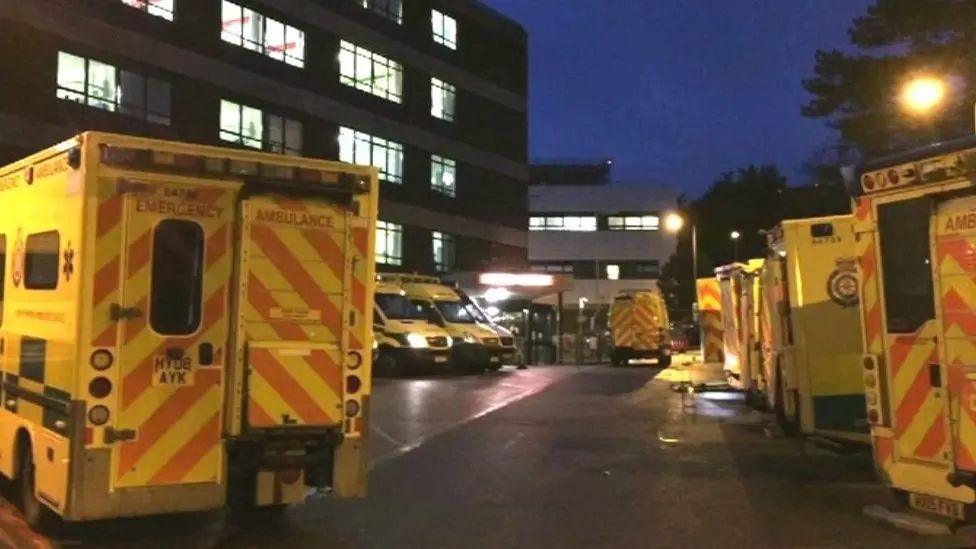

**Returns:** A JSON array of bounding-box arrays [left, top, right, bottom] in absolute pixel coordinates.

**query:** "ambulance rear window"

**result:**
[[877, 197, 935, 333], [150, 220, 204, 335], [25, 231, 60, 290]]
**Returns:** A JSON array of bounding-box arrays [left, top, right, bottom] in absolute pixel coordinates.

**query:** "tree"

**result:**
[[803, 0, 976, 155], [659, 166, 848, 322]]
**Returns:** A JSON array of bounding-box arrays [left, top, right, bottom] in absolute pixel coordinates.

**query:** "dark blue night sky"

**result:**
[[483, 0, 874, 195]]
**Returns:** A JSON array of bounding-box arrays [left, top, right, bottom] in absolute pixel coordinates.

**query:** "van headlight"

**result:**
[[445, 336, 454, 347], [406, 333, 429, 349]]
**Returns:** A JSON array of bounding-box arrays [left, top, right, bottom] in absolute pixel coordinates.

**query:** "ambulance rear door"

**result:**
[[233, 196, 355, 433]]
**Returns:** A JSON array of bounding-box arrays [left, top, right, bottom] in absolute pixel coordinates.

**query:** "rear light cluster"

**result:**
[[862, 355, 885, 426], [345, 351, 363, 419], [88, 350, 115, 427], [100, 145, 369, 192]]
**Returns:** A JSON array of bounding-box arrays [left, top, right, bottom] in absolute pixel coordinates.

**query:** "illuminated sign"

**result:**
[[479, 273, 555, 288]]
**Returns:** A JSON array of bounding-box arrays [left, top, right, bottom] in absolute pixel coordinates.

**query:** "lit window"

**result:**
[[432, 9, 457, 50], [57, 52, 171, 125], [339, 127, 404, 183], [221, 1, 305, 67], [120, 0, 175, 21], [339, 41, 403, 103], [606, 264, 620, 281], [376, 221, 403, 266], [354, 0, 403, 24], [431, 155, 456, 197], [607, 214, 661, 231], [220, 100, 302, 155], [528, 215, 598, 232], [431, 78, 456, 122], [433, 231, 456, 272]]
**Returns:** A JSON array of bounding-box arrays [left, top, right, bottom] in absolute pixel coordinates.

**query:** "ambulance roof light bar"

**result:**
[[98, 144, 370, 194]]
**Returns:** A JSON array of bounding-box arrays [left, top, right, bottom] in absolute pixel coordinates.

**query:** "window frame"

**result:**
[[221, 1, 306, 68], [338, 40, 403, 103], [433, 231, 456, 272], [339, 127, 404, 183], [354, 0, 403, 24], [529, 215, 598, 232], [431, 77, 457, 122], [149, 219, 205, 336], [376, 220, 404, 266], [24, 231, 60, 291], [56, 51, 172, 125], [120, 0, 175, 21], [877, 197, 936, 334], [431, 155, 457, 197], [431, 9, 458, 50], [220, 99, 303, 155], [606, 214, 661, 232]]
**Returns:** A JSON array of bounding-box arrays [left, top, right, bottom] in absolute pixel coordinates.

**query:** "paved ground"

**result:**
[[1, 357, 971, 548]]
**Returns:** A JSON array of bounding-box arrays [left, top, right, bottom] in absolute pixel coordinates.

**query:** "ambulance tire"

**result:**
[[375, 348, 404, 377], [774, 364, 799, 437], [658, 354, 672, 368], [18, 441, 62, 534], [610, 349, 628, 367]]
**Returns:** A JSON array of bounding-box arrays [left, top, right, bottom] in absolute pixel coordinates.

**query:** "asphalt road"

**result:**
[[1, 363, 967, 548]]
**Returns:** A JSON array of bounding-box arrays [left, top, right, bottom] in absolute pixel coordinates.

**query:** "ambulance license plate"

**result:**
[[434, 356, 448, 363], [909, 493, 965, 521], [490, 356, 500, 363]]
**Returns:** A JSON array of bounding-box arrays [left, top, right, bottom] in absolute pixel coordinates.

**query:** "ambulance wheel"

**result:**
[[487, 362, 503, 372], [18, 442, 61, 534], [658, 354, 672, 368], [774, 364, 799, 436], [610, 349, 627, 367]]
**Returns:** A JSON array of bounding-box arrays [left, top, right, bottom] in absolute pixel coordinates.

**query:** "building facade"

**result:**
[[0, 0, 528, 274], [529, 161, 679, 306]]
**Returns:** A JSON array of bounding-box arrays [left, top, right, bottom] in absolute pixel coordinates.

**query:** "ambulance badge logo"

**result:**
[[827, 259, 859, 308], [11, 228, 24, 288]]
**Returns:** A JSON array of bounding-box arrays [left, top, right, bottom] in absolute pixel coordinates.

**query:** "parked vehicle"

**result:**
[[381, 274, 500, 373], [716, 260, 764, 390], [609, 290, 672, 367], [0, 132, 375, 529], [696, 277, 724, 363], [456, 289, 521, 369], [853, 136, 976, 521], [373, 281, 452, 376], [757, 215, 868, 442]]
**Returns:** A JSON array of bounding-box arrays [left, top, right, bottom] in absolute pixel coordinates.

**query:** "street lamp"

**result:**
[[663, 212, 697, 292], [900, 76, 946, 117], [730, 230, 741, 261]]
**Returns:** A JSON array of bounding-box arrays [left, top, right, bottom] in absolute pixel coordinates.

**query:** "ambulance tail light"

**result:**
[[89, 377, 113, 399], [90, 350, 114, 371], [345, 400, 361, 418], [346, 375, 362, 395], [88, 406, 110, 426], [862, 354, 888, 426]]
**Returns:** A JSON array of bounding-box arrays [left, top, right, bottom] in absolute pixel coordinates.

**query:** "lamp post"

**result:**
[[730, 230, 741, 261], [664, 212, 696, 285]]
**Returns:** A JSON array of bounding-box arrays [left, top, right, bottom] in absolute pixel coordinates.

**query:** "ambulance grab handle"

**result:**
[[110, 304, 144, 321]]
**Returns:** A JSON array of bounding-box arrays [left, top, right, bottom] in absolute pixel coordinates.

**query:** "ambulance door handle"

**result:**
[[199, 343, 214, 366], [930, 364, 943, 389]]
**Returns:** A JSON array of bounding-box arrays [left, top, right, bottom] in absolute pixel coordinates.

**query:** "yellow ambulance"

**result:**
[[609, 290, 672, 367], [380, 274, 501, 373], [716, 260, 764, 390], [0, 132, 375, 528], [373, 280, 452, 375], [758, 216, 867, 442], [696, 277, 724, 363], [854, 136, 976, 521]]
